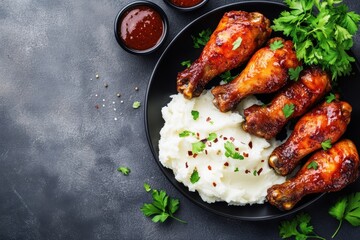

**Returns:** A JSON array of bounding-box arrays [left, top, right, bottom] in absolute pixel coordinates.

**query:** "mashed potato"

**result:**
[[159, 90, 286, 205]]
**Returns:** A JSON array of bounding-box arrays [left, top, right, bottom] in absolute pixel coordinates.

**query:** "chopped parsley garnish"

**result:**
[[144, 183, 152, 192], [190, 169, 200, 184], [132, 101, 141, 109], [224, 141, 244, 160], [272, 0, 360, 81], [279, 212, 325, 240], [117, 166, 130, 176], [192, 141, 206, 154], [282, 103, 295, 118], [321, 139, 332, 150], [192, 28, 212, 49], [234, 167, 239, 172], [289, 66, 303, 81], [326, 93, 336, 103], [219, 70, 238, 84], [191, 110, 199, 120], [269, 40, 284, 51], [307, 161, 319, 170], [181, 60, 191, 68], [232, 37, 243, 50], [207, 133, 217, 141], [329, 192, 360, 238], [179, 130, 195, 138], [140, 189, 187, 224]]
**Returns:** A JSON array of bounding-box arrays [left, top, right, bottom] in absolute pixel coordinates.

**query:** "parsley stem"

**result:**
[[170, 214, 187, 224], [331, 219, 343, 238]]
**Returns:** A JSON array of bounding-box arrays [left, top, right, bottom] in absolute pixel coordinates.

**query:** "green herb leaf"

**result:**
[[321, 139, 332, 150], [191, 110, 199, 120], [191, 28, 212, 49], [282, 103, 295, 118], [179, 130, 195, 138], [326, 93, 336, 103], [132, 101, 141, 109], [181, 60, 191, 68], [224, 141, 244, 160], [207, 133, 217, 141], [269, 40, 284, 51], [307, 161, 318, 170], [234, 167, 239, 172], [117, 166, 130, 176], [140, 189, 186, 224], [192, 141, 206, 154], [219, 70, 238, 84], [289, 66, 303, 81], [279, 212, 324, 240], [190, 169, 200, 184], [232, 37, 243, 50], [144, 183, 152, 192]]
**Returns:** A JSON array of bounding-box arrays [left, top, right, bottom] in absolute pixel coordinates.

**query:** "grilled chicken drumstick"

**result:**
[[242, 66, 331, 139], [177, 11, 272, 99], [267, 139, 359, 211], [269, 99, 352, 176], [212, 38, 300, 112]]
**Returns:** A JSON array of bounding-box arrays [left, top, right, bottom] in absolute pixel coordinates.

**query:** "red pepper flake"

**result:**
[[201, 138, 207, 143], [257, 168, 263, 175], [208, 165, 212, 170], [185, 162, 188, 168], [207, 142, 212, 147], [205, 150, 208, 155], [261, 159, 265, 162], [230, 137, 235, 142], [243, 152, 249, 157], [95, 104, 100, 109], [214, 138, 218, 143], [212, 182, 217, 187], [188, 151, 193, 156], [235, 147, 239, 151], [206, 117, 211, 122], [193, 153, 198, 158], [224, 162, 229, 167], [216, 150, 221, 155], [248, 141, 253, 149], [245, 169, 250, 174], [223, 137, 228, 140], [196, 132, 200, 138]]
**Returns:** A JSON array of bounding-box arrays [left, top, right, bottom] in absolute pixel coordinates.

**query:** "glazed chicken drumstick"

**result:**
[[267, 139, 359, 211], [269, 99, 352, 176], [212, 38, 300, 112], [242, 66, 331, 139], [177, 11, 272, 99]]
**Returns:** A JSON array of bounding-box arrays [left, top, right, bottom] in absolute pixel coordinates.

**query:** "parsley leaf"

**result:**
[[179, 130, 195, 138], [140, 189, 187, 224], [144, 183, 152, 192], [307, 161, 318, 170], [207, 133, 217, 141], [282, 103, 295, 118], [192, 141, 206, 154], [279, 212, 325, 240], [321, 139, 332, 150], [270, 40, 284, 51], [181, 60, 191, 68], [289, 66, 303, 81], [132, 101, 141, 109], [117, 166, 130, 176], [326, 93, 336, 103], [191, 110, 199, 120], [224, 141, 244, 160], [219, 70, 238, 84], [232, 37, 243, 50], [191, 28, 212, 49], [273, 0, 360, 81], [190, 169, 200, 184], [329, 192, 360, 237], [234, 167, 239, 172]]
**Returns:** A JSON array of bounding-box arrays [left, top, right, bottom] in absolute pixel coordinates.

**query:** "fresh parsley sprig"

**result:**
[[140, 188, 187, 224], [219, 70, 238, 84], [273, 0, 360, 81], [224, 141, 244, 160], [192, 28, 212, 49]]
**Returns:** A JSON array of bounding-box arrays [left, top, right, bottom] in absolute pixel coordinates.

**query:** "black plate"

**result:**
[[145, 1, 360, 220]]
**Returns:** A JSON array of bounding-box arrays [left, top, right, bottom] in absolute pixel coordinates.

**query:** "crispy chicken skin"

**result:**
[[268, 99, 352, 176], [212, 38, 300, 112], [177, 11, 272, 99], [267, 139, 359, 211], [242, 66, 331, 139]]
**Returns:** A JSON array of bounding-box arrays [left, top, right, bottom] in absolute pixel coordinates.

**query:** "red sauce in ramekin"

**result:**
[[170, 0, 203, 8]]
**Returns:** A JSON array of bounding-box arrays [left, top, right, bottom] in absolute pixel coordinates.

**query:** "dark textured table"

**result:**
[[1, 0, 359, 239]]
